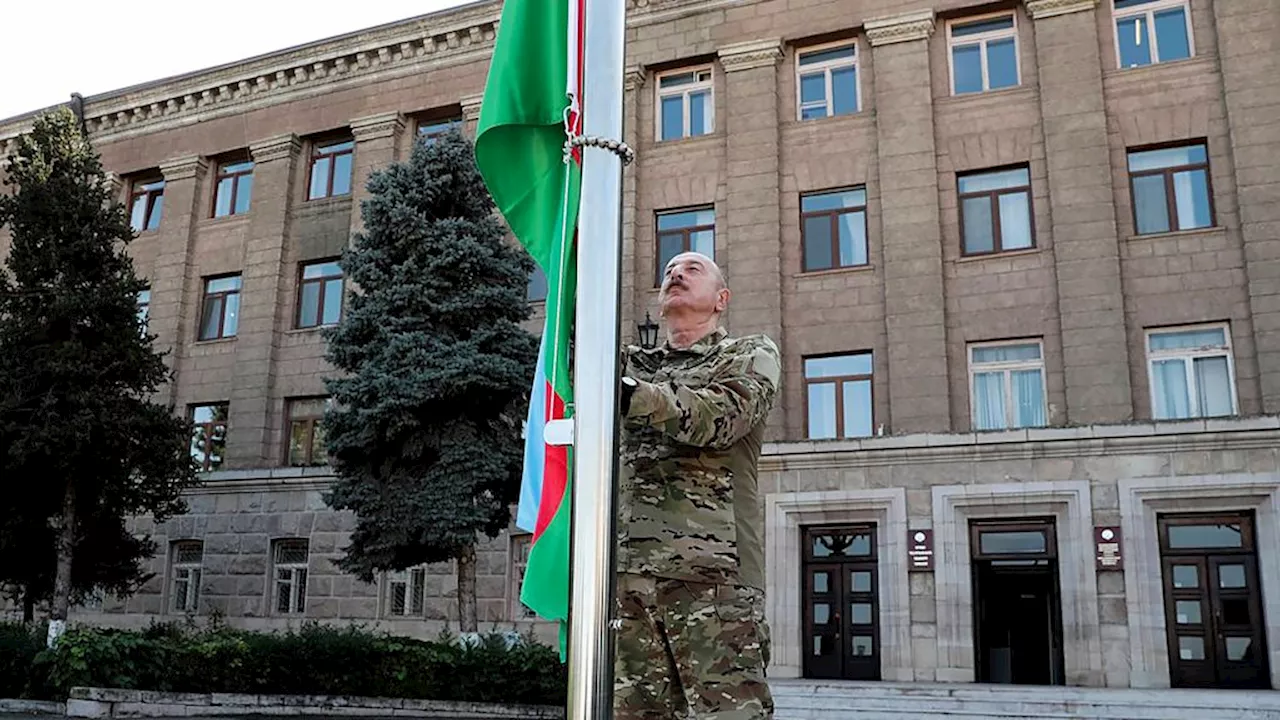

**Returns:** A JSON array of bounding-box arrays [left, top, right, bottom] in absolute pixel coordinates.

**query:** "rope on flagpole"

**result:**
[[564, 135, 635, 165]]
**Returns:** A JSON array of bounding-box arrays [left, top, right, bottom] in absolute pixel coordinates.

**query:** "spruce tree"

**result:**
[[0, 109, 198, 640], [322, 130, 536, 632]]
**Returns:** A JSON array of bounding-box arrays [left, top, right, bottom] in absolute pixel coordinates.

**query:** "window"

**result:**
[[212, 159, 254, 217], [198, 275, 241, 340], [286, 397, 330, 467], [190, 403, 228, 472], [308, 139, 354, 200], [949, 14, 1019, 95], [296, 260, 344, 328], [1127, 143, 1213, 235], [796, 43, 858, 120], [136, 289, 150, 333], [958, 166, 1033, 255], [1114, 0, 1193, 69], [801, 187, 868, 271], [386, 567, 426, 617], [1147, 324, 1236, 420], [657, 68, 713, 141], [527, 265, 548, 302], [805, 353, 873, 439], [129, 179, 165, 232], [510, 534, 536, 620], [170, 541, 203, 613], [655, 207, 715, 286], [969, 341, 1047, 431], [418, 118, 462, 145], [273, 539, 309, 615]]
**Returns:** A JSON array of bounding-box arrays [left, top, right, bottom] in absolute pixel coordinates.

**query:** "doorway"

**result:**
[[1159, 512, 1269, 689], [970, 519, 1065, 685], [801, 524, 880, 680]]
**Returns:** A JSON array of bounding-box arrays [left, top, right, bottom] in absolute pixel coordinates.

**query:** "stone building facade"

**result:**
[[2, 0, 1279, 695]]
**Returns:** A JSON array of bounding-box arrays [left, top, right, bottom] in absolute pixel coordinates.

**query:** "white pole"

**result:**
[[567, 0, 627, 715]]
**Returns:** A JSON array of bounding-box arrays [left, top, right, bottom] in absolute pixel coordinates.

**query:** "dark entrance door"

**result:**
[[1159, 512, 1269, 689], [971, 519, 1065, 685], [802, 524, 880, 680]]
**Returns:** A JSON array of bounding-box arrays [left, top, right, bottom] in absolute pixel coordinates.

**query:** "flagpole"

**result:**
[[567, 0, 627, 715]]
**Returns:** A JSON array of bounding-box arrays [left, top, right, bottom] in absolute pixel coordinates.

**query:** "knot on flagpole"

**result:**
[[564, 135, 635, 166]]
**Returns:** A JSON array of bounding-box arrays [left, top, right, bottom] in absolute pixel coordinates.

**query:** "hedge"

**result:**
[[0, 621, 566, 706]]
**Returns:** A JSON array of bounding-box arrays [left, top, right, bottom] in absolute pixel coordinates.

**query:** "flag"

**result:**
[[475, 0, 585, 659]]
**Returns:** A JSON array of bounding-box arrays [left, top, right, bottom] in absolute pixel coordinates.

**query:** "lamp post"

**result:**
[[637, 311, 660, 349]]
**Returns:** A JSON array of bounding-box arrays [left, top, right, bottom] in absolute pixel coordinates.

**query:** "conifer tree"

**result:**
[[0, 108, 198, 641], [323, 130, 536, 632]]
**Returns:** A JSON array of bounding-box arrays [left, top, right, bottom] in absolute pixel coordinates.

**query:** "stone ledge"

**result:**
[[0, 698, 66, 715], [67, 688, 562, 719]]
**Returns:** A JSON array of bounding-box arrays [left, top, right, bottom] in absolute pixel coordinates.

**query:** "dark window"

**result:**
[[801, 187, 868, 272], [1128, 143, 1214, 235], [212, 159, 254, 217], [958, 166, 1033, 255], [170, 541, 203, 613], [655, 207, 715, 286], [130, 179, 165, 232], [308, 139, 354, 200], [198, 275, 241, 340], [273, 540, 309, 615], [527, 265, 548, 302], [804, 353, 873, 439], [296, 260, 344, 328], [286, 397, 330, 467], [137, 289, 151, 334], [418, 118, 462, 145], [189, 403, 228, 472]]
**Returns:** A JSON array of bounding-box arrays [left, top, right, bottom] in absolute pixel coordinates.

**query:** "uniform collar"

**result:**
[[661, 326, 727, 356]]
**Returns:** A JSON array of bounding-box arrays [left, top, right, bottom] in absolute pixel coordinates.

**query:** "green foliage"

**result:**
[[2, 621, 564, 706], [0, 621, 43, 697], [0, 109, 199, 611], [321, 130, 537, 580]]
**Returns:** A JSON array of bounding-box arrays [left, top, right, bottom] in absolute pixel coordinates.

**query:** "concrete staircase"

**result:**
[[770, 679, 1280, 719]]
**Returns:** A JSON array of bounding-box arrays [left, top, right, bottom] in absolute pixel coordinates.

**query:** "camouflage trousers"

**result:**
[[614, 574, 773, 719]]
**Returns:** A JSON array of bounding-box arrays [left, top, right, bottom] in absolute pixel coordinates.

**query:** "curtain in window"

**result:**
[[973, 372, 1006, 430], [1152, 358, 1191, 419], [1194, 356, 1232, 417], [1012, 369, 1046, 427]]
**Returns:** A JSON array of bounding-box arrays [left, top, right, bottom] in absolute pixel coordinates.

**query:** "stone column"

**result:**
[[1214, 0, 1280, 412], [866, 11, 951, 433], [621, 67, 646, 342], [717, 39, 784, 345], [1027, 0, 1132, 423], [225, 134, 301, 467], [150, 156, 208, 406], [349, 112, 406, 237], [461, 94, 485, 139]]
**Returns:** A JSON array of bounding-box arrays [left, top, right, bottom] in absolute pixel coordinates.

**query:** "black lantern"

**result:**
[[637, 311, 660, 349]]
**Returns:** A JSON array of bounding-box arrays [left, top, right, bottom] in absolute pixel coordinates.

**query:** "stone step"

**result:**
[[769, 680, 1280, 720]]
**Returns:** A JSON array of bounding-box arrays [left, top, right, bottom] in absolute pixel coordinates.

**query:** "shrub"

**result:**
[[0, 622, 43, 698], [25, 622, 565, 706]]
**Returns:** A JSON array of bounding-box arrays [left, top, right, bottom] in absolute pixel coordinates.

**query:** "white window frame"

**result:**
[[509, 534, 536, 620], [272, 539, 309, 615], [947, 11, 1021, 95], [170, 541, 203, 614], [384, 566, 427, 618], [795, 40, 860, 121], [655, 67, 714, 142], [1112, 0, 1196, 69], [1145, 323, 1237, 419], [968, 339, 1048, 430]]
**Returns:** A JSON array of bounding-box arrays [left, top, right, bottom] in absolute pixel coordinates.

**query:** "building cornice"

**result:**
[[351, 112, 406, 141], [248, 133, 302, 163], [460, 93, 485, 121], [157, 155, 207, 181], [865, 9, 937, 47], [1026, 0, 1100, 20], [624, 66, 647, 92], [718, 38, 784, 72], [761, 416, 1280, 472]]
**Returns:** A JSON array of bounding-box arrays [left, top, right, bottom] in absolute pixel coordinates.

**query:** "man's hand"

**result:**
[[620, 376, 638, 415]]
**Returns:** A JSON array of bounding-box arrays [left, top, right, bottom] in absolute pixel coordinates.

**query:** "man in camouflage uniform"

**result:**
[[614, 251, 780, 719]]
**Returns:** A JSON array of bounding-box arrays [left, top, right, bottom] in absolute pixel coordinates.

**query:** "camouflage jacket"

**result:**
[[618, 327, 781, 590]]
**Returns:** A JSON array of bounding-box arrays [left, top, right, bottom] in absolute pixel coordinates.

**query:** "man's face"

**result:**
[[660, 252, 728, 318]]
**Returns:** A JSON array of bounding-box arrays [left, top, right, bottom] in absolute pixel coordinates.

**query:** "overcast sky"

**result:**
[[2, 0, 474, 122]]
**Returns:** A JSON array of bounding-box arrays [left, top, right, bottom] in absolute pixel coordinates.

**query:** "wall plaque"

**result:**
[[1095, 526, 1123, 570], [908, 529, 934, 572]]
